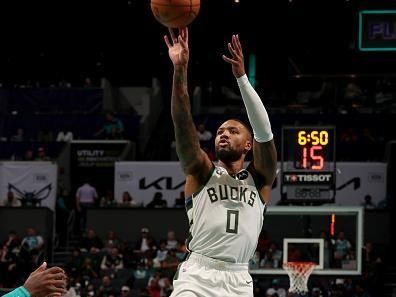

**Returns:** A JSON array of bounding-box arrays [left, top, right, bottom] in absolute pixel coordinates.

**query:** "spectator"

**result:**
[[100, 190, 118, 208], [23, 149, 34, 161], [95, 112, 125, 140], [165, 231, 178, 250], [146, 192, 167, 208], [100, 247, 124, 276], [196, 123, 212, 141], [135, 228, 157, 254], [103, 231, 120, 253], [82, 228, 103, 251], [66, 248, 84, 280], [131, 260, 153, 290], [2, 191, 21, 207], [334, 231, 352, 266], [3, 231, 21, 252], [361, 195, 376, 209], [76, 182, 98, 231], [175, 242, 187, 261], [20, 227, 44, 253], [87, 246, 102, 275], [159, 276, 173, 297], [10, 128, 25, 142], [119, 191, 138, 207], [56, 189, 72, 245], [35, 147, 51, 161], [153, 241, 168, 268], [84, 77, 93, 88], [0, 245, 18, 287], [161, 249, 179, 279], [147, 272, 161, 297], [174, 191, 185, 208], [120, 285, 132, 297], [80, 258, 99, 283], [266, 279, 286, 297]]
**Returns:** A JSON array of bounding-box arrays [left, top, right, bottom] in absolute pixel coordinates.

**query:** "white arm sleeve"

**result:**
[[237, 74, 273, 143]]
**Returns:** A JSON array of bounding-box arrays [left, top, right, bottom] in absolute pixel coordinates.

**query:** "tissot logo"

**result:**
[[283, 172, 334, 185]]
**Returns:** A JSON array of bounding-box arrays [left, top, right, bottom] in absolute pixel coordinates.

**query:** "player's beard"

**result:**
[[215, 146, 243, 162]]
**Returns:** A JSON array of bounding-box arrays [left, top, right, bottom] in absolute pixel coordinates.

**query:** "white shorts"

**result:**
[[170, 252, 254, 297]]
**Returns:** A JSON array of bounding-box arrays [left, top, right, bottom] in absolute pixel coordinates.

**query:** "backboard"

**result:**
[[249, 206, 363, 275]]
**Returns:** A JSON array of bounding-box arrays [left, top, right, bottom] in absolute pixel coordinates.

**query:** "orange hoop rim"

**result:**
[[283, 261, 316, 268]]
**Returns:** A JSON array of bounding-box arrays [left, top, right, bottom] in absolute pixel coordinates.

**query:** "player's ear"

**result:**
[[244, 140, 252, 154]]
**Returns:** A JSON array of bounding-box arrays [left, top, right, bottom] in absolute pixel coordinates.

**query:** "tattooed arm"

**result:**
[[164, 28, 213, 197]]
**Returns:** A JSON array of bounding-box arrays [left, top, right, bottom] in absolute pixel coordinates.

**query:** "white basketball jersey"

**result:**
[[185, 165, 266, 264]]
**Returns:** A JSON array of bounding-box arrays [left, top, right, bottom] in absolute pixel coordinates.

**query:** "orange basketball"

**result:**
[[150, 0, 200, 28]]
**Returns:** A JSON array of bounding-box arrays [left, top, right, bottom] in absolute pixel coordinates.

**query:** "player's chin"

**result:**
[[215, 148, 241, 162]]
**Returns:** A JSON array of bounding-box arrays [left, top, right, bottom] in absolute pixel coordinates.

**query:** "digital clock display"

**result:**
[[282, 128, 335, 172], [281, 126, 336, 203]]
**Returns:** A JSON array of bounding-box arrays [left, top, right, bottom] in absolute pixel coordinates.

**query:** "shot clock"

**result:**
[[281, 126, 336, 204]]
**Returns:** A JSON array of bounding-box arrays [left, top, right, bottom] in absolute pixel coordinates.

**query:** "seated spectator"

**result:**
[[135, 228, 157, 254], [174, 191, 185, 208], [196, 123, 212, 141], [100, 190, 118, 208], [10, 128, 25, 142], [146, 192, 167, 208], [97, 275, 116, 297], [66, 248, 85, 280], [23, 149, 35, 161], [82, 228, 103, 251], [3, 230, 21, 252], [35, 147, 51, 161], [100, 247, 124, 276], [56, 189, 72, 244], [165, 230, 178, 250], [0, 244, 18, 288], [266, 279, 286, 297], [334, 231, 352, 265], [103, 231, 120, 254], [95, 112, 124, 140], [175, 242, 187, 261], [56, 128, 74, 142], [2, 191, 21, 207], [161, 249, 179, 278], [130, 260, 154, 290], [361, 195, 376, 209], [147, 272, 162, 297], [159, 276, 173, 297], [119, 191, 138, 208], [153, 241, 168, 268], [120, 285, 132, 297], [20, 227, 44, 253], [81, 257, 99, 281]]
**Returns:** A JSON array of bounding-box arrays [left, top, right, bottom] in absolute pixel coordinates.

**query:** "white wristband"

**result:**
[[237, 74, 273, 143]]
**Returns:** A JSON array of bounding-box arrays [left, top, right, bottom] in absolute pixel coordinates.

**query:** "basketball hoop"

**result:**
[[283, 262, 316, 294]]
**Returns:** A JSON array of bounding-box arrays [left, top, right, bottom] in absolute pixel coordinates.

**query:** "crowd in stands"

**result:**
[[0, 225, 384, 297]]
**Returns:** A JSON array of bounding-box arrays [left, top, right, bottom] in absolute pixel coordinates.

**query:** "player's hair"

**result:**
[[227, 118, 253, 139]]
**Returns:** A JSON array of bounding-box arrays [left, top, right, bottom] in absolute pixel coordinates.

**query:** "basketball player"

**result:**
[[164, 27, 277, 297], [3, 262, 67, 297]]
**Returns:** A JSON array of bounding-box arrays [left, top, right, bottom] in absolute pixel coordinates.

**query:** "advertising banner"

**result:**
[[0, 162, 57, 210], [115, 162, 386, 207]]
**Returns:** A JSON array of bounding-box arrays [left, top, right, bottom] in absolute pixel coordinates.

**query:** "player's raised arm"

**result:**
[[164, 28, 212, 185], [222, 34, 277, 202]]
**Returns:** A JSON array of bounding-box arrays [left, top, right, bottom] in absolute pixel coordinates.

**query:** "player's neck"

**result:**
[[217, 158, 245, 175]]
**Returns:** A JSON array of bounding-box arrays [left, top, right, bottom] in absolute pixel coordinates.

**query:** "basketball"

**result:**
[[150, 0, 200, 28]]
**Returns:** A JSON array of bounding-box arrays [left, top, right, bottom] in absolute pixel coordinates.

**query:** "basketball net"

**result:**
[[283, 262, 316, 294]]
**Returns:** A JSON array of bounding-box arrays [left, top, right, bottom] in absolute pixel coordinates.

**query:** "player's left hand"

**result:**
[[222, 34, 246, 78]]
